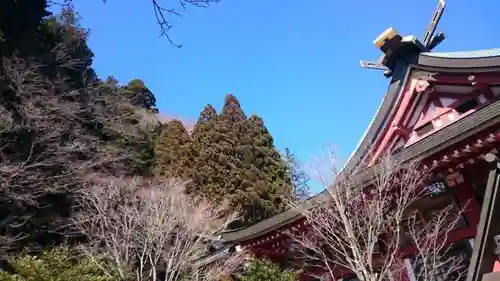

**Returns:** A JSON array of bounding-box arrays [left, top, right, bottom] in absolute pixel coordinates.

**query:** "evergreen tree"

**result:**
[[221, 94, 247, 123], [189, 104, 223, 196], [190, 95, 293, 224], [36, 6, 97, 88], [154, 119, 193, 179], [190, 95, 255, 219], [125, 79, 157, 111], [1, 0, 300, 263], [0, 0, 50, 56], [217, 95, 259, 219], [92, 78, 162, 176], [191, 97, 248, 205], [1, 3, 96, 87], [282, 148, 311, 201], [129, 131, 158, 176], [242, 115, 292, 221], [0, 4, 104, 253], [192, 104, 217, 145]]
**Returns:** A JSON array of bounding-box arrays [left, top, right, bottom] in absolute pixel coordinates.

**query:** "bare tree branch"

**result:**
[[405, 202, 470, 281], [192, 249, 248, 281], [0, 39, 150, 255], [50, 0, 220, 47], [289, 148, 469, 281], [76, 176, 243, 281]]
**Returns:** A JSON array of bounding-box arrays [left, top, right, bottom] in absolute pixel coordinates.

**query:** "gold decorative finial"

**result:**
[[374, 27, 399, 48]]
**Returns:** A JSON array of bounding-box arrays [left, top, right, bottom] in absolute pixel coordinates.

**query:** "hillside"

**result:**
[[0, 1, 308, 264]]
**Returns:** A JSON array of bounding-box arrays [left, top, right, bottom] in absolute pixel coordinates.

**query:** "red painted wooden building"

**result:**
[[195, 2, 500, 281]]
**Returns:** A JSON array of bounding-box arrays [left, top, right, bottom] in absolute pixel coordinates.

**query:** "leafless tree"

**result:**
[[0, 41, 151, 254], [403, 205, 469, 281], [77, 176, 244, 281], [289, 149, 469, 281], [0, 232, 26, 260], [282, 147, 312, 202], [0, 54, 89, 252], [193, 248, 247, 281], [51, 0, 220, 47], [151, 0, 220, 47]]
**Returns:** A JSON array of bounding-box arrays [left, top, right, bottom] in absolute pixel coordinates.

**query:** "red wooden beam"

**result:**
[[398, 227, 476, 256], [432, 91, 481, 99], [435, 72, 500, 85], [476, 83, 496, 100]]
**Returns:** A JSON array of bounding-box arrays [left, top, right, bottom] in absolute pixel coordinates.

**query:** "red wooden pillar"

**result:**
[[456, 163, 487, 232], [466, 153, 500, 281]]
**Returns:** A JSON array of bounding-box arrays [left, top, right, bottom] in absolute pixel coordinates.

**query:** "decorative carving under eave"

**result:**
[[410, 70, 438, 81], [392, 125, 411, 141], [415, 80, 431, 93], [407, 77, 431, 95], [421, 130, 500, 173], [446, 171, 464, 187]]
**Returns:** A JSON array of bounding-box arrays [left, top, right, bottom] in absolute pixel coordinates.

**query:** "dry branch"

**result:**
[[290, 149, 468, 281], [0, 53, 92, 253], [77, 176, 243, 281], [193, 248, 248, 281], [405, 204, 469, 281], [0, 41, 148, 255], [51, 0, 220, 47]]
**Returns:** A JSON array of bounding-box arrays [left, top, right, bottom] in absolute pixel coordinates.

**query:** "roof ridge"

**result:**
[[422, 48, 500, 58]]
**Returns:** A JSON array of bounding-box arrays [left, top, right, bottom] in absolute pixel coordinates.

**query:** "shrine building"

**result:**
[[195, 2, 500, 281]]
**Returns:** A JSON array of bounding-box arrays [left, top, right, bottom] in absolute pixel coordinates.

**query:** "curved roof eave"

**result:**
[[418, 48, 500, 68], [341, 66, 411, 172], [219, 47, 500, 244], [221, 99, 500, 243], [218, 66, 413, 243], [343, 48, 500, 172]]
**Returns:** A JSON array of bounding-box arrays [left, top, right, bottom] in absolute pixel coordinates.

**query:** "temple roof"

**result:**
[[420, 48, 500, 59], [344, 48, 500, 173], [219, 98, 500, 243], [217, 47, 500, 244]]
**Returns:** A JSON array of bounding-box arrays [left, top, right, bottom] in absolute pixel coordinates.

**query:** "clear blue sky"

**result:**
[[63, 0, 498, 175]]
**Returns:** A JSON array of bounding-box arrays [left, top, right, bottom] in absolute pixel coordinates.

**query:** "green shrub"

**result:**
[[237, 259, 300, 281], [0, 248, 121, 281], [127, 79, 146, 90]]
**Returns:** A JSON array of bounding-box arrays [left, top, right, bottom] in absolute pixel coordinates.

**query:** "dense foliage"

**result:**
[[0, 1, 303, 276], [237, 260, 300, 281], [156, 95, 294, 224], [0, 248, 120, 281]]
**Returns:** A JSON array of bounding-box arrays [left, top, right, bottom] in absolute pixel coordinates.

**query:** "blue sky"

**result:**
[[61, 0, 498, 183]]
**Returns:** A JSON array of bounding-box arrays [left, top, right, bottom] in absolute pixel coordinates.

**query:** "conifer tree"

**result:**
[[190, 104, 223, 196], [125, 79, 157, 111], [0, 0, 50, 56], [190, 95, 294, 224], [190, 95, 253, 219], [192, 104, 217, 144], [221, 94, 247, 123], [217, 95, 255, 216], [242, 115, 292, 221], [154, 120, 193, 179], [38, 7, 97, 88]]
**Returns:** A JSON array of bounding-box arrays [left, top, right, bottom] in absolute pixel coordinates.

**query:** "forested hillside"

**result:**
[[156, 95, 297, 223], [0, 1, 308, 270]]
